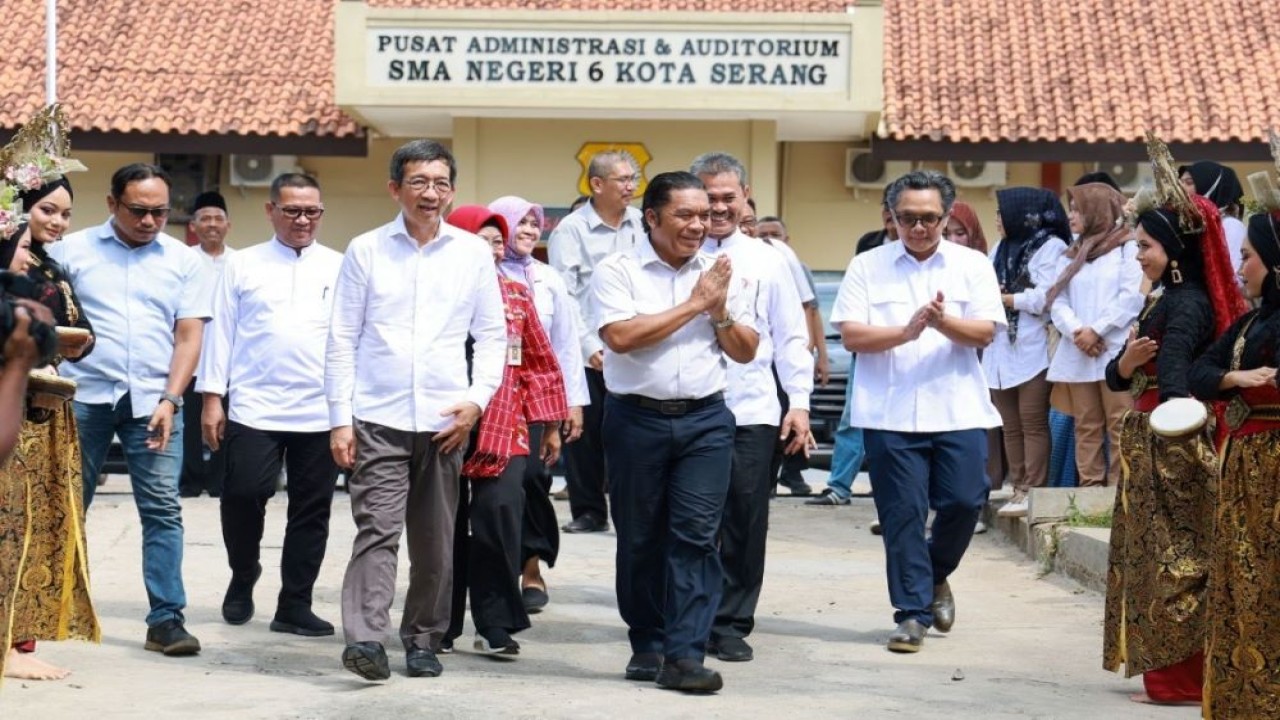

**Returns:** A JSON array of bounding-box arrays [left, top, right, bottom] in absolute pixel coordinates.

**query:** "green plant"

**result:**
[[1064, 494, 1113, 528]]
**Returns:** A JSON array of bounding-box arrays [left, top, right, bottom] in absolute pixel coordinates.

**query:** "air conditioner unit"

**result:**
[[845, 148, 911, 190], [1093, 162, 1153, 193], [229, 154, 298, 187], [948, 160, 1007, 188]]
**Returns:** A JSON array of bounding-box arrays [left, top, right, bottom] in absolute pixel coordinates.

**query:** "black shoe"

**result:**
[[522, 585, 549, 613], [474, 629, 520, 657], [870, 519, 883, 536], [270, 606, 335, 637], [887, 619, 926, 653], [221, 563, 262, 625], [805, 488, 851, 506], [144, 619, 202, 656], [342, 641, 390, 681], [656, 658, 723, 693], [931, 581, 955, 633], [562, 515, 609, 533], [780, 479, 814, 496], [624, 652, 663, 681], [440, 638, 454, 654], [707, 636, 754, 662], [406, 647, 443, 678]]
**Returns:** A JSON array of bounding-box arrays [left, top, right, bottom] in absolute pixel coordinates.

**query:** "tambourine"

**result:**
[[27, 371, 77, 410], [1148, 397, 1207, 439]]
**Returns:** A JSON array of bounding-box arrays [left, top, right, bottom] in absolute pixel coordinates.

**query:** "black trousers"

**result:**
[[713, 424, 779, 641], [220, 421, 338, 611], [564, 367, 608, 521], [605, 395, 734, 661], [521, 424, 560, 567], [769, 368, 809, 488], [448, 455, 531, 640], [180, 379, 227, 497]]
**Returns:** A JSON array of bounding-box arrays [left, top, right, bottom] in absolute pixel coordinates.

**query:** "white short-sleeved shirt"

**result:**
[[831, 239, 1006, 432], [592, 239, 756, 400], [50, 220, 213, 417]]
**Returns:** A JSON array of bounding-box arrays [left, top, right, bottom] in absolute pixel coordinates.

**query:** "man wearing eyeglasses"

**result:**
[[548, 150, 646, 535], [50, 163, 213, 657], [830, 170, 1004, 654], [197, 173, 344, 640]]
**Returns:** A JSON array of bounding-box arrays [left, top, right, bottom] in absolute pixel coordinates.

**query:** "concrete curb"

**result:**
[[985, 488, 1113, 593]]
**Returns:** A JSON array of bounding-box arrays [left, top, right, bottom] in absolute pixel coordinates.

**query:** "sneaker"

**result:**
[[474, 628, 520, 656], [988, 486, 1015, 502], [144, 619, 202, 656], [998, 498, 1029, 518], [270, 606, 335, 637], [805, 488, 851, 506]]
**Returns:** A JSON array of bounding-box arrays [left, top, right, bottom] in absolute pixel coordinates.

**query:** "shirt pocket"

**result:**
[[867, 283, 911, 325]]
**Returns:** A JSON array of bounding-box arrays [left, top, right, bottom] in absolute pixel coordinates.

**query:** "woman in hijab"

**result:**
[[1103, 187, 1245, 705], [1188, 190, 1280, 719], [0, 174, 100, 683], [943, 201, 989, 254], [487, 196, 589, 614], [984, 189, 1069, 516], [1180, 161, 1246, 274], [442, 205, 568, 656], [1045, 183, 1145, 487]]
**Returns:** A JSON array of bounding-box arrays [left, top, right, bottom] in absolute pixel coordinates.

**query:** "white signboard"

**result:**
[[366, 28, 849, 92]]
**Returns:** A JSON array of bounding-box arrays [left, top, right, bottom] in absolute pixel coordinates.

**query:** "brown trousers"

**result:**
[[1064, 381, 1132, 487], [340, 419, 463, 651], [990, 370, 1052, 494]]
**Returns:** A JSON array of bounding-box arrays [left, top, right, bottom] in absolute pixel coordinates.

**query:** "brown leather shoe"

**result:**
[[931, 581, 955, 633], [887, 619, 925, 653]]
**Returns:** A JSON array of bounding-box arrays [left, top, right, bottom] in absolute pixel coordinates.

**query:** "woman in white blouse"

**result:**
[[1044, 183, 1144, 487], [982, 189, 1070, 517], [488, 196, 589, 611]]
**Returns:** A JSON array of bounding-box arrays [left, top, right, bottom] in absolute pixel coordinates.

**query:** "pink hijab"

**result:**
[[488, 196, 544, 291]]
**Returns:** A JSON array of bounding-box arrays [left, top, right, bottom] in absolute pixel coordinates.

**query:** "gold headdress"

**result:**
[[1129, 131, 1204, 233], [0, 104, 86, 240], [1246, 128, 1280, 214]]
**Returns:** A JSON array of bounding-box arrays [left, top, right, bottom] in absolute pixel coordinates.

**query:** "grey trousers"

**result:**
[[340, 419, 463, 651]]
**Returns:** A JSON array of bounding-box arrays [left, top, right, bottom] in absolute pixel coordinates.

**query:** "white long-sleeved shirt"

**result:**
[[1047, 241, 1144, 383], [324, 215, 507, 432], [982, 238, 1068, 389], [831, 239, 1006, 432], [763, 238, 818, 305], [702, 231, 813, 426], [592, 239, 756, 400], [511, 260, 591, 408], [547, 200, 645, 363], [196, 238, 343, 432]]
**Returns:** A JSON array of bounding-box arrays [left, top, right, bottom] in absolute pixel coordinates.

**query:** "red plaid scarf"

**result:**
[[462, 275, 569, 478]]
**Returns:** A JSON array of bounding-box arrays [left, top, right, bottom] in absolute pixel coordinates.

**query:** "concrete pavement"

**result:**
[[1, 476, 1197, 719]]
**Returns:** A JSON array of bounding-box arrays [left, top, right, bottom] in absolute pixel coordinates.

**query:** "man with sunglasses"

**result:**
[[830, 170, 1004, 654], [50, 163, 213, 657], [197, 173, 344, 639]]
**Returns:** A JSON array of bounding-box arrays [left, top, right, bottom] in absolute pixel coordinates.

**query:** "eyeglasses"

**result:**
[[273, 204, 325, 220], [402, 177, 453, 194], [608, 175, 639, 186], [893, 213, 946, 230], [122, 205, 170, 220]]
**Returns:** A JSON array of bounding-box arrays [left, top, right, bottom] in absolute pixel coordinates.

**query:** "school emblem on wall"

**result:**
[[575, 142, 651, 198]]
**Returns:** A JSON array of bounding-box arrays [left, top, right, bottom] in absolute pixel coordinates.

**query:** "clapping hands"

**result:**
[[692, 255, 733, 319], [904, 291, 946, 341]]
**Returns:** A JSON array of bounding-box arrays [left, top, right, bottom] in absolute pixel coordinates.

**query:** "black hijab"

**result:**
[[1179, 161, 1243, 210], [1138, 208, 1205, 287], [994, 187, 1069, 290], [1247, 213, 1280, 310]]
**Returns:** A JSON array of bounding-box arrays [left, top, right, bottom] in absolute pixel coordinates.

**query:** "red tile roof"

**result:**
[[0, 0, 361, 138], [369, 0, 850, 9], [882, 0, 1280, 144]]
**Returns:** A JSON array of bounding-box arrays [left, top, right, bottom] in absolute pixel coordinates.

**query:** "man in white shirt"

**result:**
[[181, 190, 236, 499], [325, 140, 507, 681], [689, 153, 812, 664], [197, 173, 344, 638], [547, 150, 645, 534], [831, 170, 1005, 653], [51, 163, 212, 657], [593, 171, 758, 693]]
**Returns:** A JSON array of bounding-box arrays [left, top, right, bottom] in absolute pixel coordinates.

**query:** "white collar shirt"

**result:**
[[324, 214, 508, 432], [196, 237, 344, 432], [519, 261, 591, 407], [547, 200, 645, 363], [981, 238, 1067, 389], [831, 239, 1006, 432], [49, 219, 212, 417], [592, 239, 756, 400], [702, 231, 812, 425], [1047, 241, 1144, 383]]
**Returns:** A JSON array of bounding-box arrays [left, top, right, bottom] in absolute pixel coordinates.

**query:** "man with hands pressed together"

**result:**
[[830, 170, 1004, 654], [325, 140, 507, 681], [592, 172, 757, 693]]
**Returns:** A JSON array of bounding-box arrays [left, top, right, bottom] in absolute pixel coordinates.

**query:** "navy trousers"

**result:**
[[864, 428, 988, 627], [604, 395, 735, 662]]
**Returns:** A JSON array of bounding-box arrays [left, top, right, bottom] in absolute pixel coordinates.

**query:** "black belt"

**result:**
[[612, 392, 723, 416]]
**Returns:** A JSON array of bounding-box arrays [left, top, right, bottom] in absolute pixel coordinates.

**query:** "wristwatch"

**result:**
[[160, 391, 184, 409], [712, 315, 735, 330]]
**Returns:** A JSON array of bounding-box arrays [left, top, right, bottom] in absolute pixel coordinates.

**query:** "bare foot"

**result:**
[[1129, 692, 1199, 706], [4, 649, 71, 680]]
